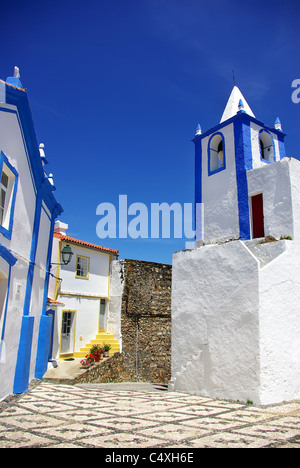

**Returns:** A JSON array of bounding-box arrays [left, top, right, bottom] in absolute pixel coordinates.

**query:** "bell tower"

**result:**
[[194, 86, 287, 243]]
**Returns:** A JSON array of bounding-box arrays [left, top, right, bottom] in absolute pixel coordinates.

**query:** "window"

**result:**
[[0, 152, 18, 240], [0, 171, 9, 225], [208, 133, 226, 175], [76, 255, 90, 279], [259, 130, 275, 163]]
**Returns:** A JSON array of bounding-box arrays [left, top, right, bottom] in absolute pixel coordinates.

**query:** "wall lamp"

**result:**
[[51, 244, 73, 267]]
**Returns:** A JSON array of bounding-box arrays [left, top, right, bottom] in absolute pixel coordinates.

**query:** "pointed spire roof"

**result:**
[[220, 86, 255, 123]]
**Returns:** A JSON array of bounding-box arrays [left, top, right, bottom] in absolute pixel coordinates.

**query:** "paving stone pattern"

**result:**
[[0, 381, 299, 448]]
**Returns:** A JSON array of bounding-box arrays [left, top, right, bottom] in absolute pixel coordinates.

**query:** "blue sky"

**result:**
[[1, 0, 299, 264]]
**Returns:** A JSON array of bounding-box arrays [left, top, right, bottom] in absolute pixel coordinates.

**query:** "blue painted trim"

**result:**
[[258, 129, 276, 163], [6, 76, 23, 89], [0, 265, 12, 346], [46, 309, 55, 360], [194, 138, 202, 235], [13, 192, 42, 393], [0, 243, 18, 266], [22, 194, 42, 317], [234, 117, 251, 240], [193, 111, 286, 144], [195, 139, 202, 205], [13, 315, 35, 394], [0, 152, 19, 240], [208, 132, 226, 176], [34, 216, 56, 379], [34, 315, 52, 379], [278, 133, 286, 160], [3, 86, 63, 217], [41, 217, 56, 316], [0, 246, 17, 358]]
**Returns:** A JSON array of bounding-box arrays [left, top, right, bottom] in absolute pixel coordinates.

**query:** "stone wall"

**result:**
[[119, 259, 172, 385], [71, 259, 172, 386]]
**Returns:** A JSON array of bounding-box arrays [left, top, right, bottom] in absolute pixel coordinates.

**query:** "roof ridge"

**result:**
[[53, 231, 118, 254]]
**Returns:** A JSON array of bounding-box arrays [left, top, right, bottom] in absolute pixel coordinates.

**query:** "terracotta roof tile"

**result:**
[[47, 297, 64, 304], [54, 232, 119, 255]]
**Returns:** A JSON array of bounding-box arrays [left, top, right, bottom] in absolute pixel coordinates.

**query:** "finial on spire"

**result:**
[[14, 66, 20, 79], [48, 173, 56, 190], [232, 70, 236, 86], [274, 117, 282, 131], [195, 123, 202, 136], [6, 66, 23, 88], [39, 143, 48, 166]]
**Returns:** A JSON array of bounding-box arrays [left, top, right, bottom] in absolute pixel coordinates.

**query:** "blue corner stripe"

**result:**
[[13, 315, 35, 394], [35, 315, 52, 379], [35, 217, 56, 380], [194, 139, 202, 234], [278, 134, 287, 159], [234, 116, 251, 240]]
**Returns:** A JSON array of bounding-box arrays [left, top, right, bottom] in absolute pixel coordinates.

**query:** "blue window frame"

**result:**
[[208, 132, 226, 176], [0, 152, 19, 240]]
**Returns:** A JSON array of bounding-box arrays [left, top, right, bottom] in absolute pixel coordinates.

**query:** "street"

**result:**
[[0, 381, 299, 448]]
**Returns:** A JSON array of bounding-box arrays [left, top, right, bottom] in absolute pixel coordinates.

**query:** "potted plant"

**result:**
[[90, 344, 104, 362], [103, 343, 111, 357]]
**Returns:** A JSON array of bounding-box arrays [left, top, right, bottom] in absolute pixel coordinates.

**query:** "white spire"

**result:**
[[220, 86, 255, 123]]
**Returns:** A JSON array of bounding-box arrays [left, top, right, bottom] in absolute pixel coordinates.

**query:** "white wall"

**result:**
[[250, 122, 281, 168], [106, 260, 124, 349], [59, 244, 110, 297], [171, 160, 300, 404], [48, 234, 117, 360], [171, 241, 261, 403], [51, 295, 100, 360], [201, 123, 240, 243], [259, 241, 300, 404], [0, 100, 56, 400], [247, 159, 294, 239]]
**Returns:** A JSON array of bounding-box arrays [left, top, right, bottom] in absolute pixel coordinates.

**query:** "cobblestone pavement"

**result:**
[[0, 381, 299, 448]]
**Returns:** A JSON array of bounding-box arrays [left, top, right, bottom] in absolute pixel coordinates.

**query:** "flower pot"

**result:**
[[104, 351, 109, 357]]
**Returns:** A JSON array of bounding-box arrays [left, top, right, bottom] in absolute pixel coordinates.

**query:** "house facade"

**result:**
[[170, 87, 300, 405], [47, 221, 119, 363], [0, 69, 63, 401]]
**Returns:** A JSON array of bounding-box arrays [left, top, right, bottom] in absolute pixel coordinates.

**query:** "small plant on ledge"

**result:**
[[103, 343, 112, 357]]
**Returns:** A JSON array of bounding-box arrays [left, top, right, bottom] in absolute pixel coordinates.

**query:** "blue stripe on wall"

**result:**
[[234, 116, 251, 240], [194, 139, 203, 239], [35, 216, 56, 379], [13, 192, 42, 393], [13, 316, 35, 394]]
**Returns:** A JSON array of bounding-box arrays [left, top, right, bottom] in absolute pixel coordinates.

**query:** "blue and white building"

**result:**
[[0, 68, 63, 401], [194, 86, 288, 244], [170, 86, 300, 405]]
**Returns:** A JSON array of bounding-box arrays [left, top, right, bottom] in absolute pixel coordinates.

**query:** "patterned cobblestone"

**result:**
[[0, 381, 299, 448]]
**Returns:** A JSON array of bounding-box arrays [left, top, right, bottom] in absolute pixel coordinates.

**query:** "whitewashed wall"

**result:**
[[170, 158, 300, 404], [247, 159, 294, 239], [59, 244, 110, 297], [201, 123, 240, 243]]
